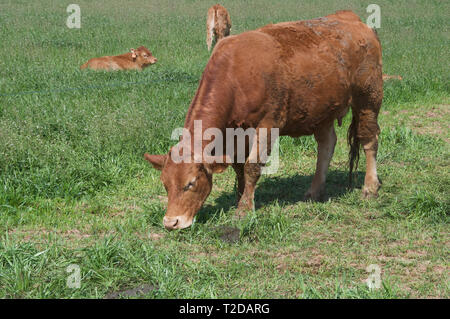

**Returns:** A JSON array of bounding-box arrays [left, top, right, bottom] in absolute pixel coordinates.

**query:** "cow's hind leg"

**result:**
[[304, 121, 337, 201], [351, 71, 383, 198], [355, 106, 381, 198]]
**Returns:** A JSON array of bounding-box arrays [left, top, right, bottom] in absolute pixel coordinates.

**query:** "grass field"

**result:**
[[0, 0, 449, 298]]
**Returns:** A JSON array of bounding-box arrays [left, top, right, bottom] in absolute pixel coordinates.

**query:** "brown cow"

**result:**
[[382, 74, 403, 81], [80, 46, 157, 71], [145, 10, 383, 230], [206, 4, 232, 51]]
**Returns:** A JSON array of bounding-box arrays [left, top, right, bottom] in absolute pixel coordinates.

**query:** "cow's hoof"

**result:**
[[233, 208, 247, 219], [362, 187, 378, 199], [362, 179, 381, 199], [234, 203, 253, 219], [304, 191, 321, 202]]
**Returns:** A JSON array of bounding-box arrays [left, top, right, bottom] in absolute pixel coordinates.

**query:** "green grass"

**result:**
[[0, 0, 449, 298]]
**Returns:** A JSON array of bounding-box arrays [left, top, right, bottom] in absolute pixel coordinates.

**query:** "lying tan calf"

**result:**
[[80, 46, 157, 71]]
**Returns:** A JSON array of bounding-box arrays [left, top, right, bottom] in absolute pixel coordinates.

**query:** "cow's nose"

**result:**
[[163, 216, 178, 230]]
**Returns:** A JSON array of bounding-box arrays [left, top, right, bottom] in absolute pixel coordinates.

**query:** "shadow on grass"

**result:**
[[197, 170, 365, 224]]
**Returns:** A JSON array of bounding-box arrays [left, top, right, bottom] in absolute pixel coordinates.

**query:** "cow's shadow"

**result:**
[[197, 170, 365, 224]]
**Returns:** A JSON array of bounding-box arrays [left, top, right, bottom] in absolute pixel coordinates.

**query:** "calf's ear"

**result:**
[[130, 48, 137, 59], [144, 153, 167, 171]]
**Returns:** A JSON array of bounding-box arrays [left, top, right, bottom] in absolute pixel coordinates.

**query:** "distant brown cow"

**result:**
[[382, 74, 403, 81], [206, 4, 232, 51], [80, 46, 157, 71], [146, 11, 383, 230]]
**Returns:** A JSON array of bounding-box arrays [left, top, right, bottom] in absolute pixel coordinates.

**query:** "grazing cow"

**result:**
[[382, 74, 403, 81], [80, 46, 157, 71], [145, 10, 383, 230], [206, 4, 232, 51]]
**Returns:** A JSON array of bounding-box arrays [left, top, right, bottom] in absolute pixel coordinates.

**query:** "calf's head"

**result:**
[[144, 152, 227, 230], [131, 46, 157, 67]]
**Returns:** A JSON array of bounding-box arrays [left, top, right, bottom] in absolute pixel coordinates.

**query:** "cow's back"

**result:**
[[258, 11, 381, 69]]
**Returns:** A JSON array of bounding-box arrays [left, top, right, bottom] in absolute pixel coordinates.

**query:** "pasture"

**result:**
[[0, 0, 448, 298]]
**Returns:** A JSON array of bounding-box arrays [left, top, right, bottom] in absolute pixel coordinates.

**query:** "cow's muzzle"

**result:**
[[163, 215, 192, 230]]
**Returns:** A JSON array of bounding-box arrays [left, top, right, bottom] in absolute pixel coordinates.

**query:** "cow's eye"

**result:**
[[183, 179, 196, 191]]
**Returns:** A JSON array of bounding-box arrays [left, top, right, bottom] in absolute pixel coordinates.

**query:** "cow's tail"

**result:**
[[347, 109, 360, 187]]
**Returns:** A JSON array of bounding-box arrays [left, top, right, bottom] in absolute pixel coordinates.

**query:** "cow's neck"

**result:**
[[182, 80, 229, 152], [184, 75, 227, 134], [183, 104, 226, 152], [180, 54, 234, 157], [184, 106, 225, 134]]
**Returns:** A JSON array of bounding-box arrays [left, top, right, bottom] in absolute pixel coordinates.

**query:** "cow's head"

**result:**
[[144, 150, 228, 230], [130, 46, 157, 67]]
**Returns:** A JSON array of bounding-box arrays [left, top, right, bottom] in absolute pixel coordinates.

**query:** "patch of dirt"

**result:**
[[395, 104, 450, 142], [433, 265, 447, 275], [376, 255, 415, 265], [109, 202, 142, 217], [365, 211, 383, 220], [134, 232, 165, 241], [187, 249, 221, 264], [215, 226, 240, 244], [149, 232, 165, 241], [104, 284, 157, 299], [63, 229, 92, 239], [405, 249, 427, 258], [305, 255, 324, 268], [248, 248, 329, 275]]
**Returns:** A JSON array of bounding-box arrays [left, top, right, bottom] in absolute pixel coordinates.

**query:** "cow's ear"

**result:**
[[144, 153, 167, 171], [130, 49, 137, 59]]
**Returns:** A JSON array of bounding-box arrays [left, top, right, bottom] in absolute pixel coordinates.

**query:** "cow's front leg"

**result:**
[[234, 125, 273, 217], [304, 122, 337, 201], [235, 162, 262, 217], [232, 163, 245, 204]]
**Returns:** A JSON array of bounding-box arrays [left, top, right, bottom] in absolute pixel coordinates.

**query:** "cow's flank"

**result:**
[[146, 10, 383, 230]]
